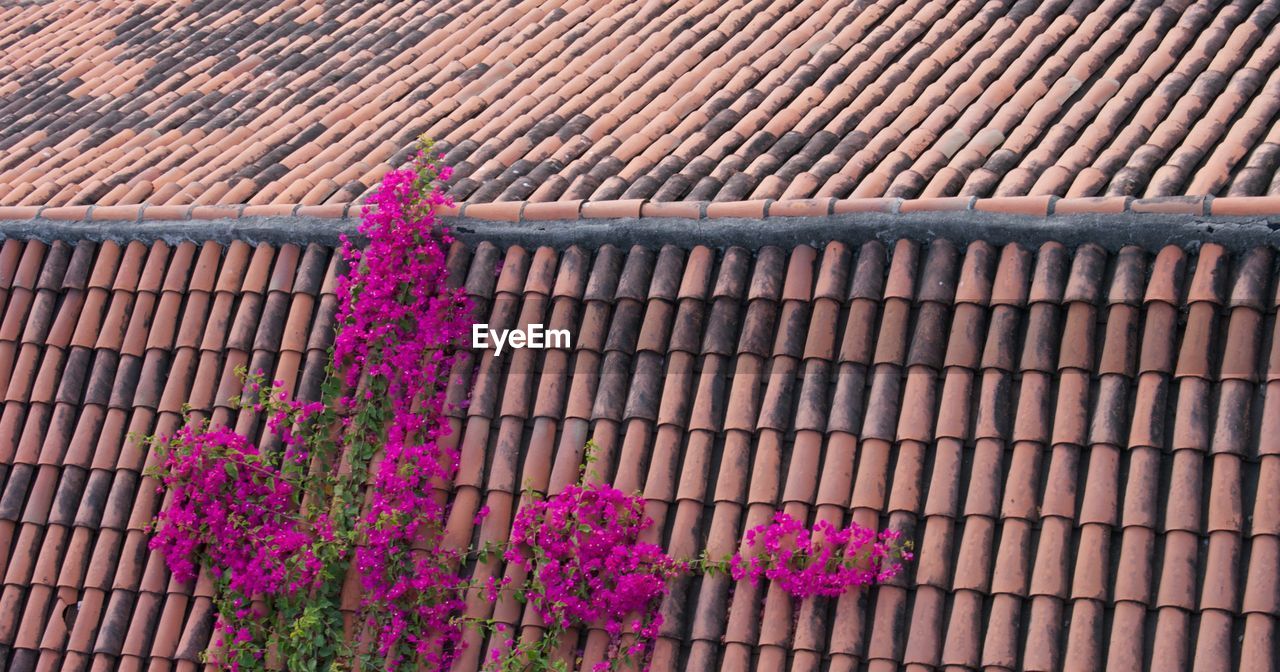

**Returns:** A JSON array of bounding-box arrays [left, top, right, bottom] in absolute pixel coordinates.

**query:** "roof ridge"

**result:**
[[7, 195, 1280, 225]]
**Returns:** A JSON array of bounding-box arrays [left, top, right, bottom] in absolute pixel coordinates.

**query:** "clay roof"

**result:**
[[4, 0, 1280, 211], [5, 0, 1280, 669], [0, 231, 1278, 670]]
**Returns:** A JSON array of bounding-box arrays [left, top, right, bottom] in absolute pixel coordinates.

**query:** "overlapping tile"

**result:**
[[0, 234, 1275, 671], [3, 1, 1280, 210]]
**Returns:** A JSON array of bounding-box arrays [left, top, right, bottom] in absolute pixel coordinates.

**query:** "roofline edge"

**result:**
[[3, 210, 1280, 253]]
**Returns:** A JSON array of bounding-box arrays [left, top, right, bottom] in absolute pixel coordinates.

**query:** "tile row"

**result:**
[[6, 194, 1280, 225], [0, 235, 1277, 670], [3, 1, 1280, 209]]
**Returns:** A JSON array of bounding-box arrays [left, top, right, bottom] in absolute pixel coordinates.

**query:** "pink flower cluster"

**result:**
[[150, 423, 319, 593], [335, 145, 473, 668], [731, 512, 913, 599], [504, 484, 683, 671], [148, 396, 327, 670], [144, 142, 920, 671]]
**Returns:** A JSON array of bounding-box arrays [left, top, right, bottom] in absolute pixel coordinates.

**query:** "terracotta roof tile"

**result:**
[[7, 1, 1279, 212], [2, 6, 1280, 667]]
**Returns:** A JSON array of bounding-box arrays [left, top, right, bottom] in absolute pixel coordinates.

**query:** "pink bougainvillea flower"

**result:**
[[501, 482, 682, 671], [731, 512, 913, 600], [335, 142, 473, 669]]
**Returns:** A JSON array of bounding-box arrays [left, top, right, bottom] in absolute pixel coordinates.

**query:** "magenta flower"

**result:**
[[335, 142, 473, 669], [147, 391, 330, 670], [149, 140, 475, 671], [730, 512, 914, 600], [500, 483, 682, 671]]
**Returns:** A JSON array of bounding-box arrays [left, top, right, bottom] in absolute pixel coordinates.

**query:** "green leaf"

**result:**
[[224, 461, 239, 480]]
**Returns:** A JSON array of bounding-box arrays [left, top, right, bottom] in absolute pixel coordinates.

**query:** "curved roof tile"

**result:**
[[2, 1, 1280, 209]]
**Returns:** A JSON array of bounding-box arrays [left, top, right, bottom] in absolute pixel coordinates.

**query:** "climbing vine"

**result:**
[[335, 137, 472, 669], [477, 444, 684, 672], [149, 136, 472, 671], [146, 376, 336, 670], [146, 137, 913, 672]]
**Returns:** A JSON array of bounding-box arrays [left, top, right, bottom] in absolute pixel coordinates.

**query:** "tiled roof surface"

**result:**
[[4, 0, 1280, 210], [1, 234, 1278, 671]]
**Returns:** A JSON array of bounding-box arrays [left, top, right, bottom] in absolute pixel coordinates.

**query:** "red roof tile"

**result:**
[[3, 0, 1280, 667], [0, 235, 1276, 670], [4, 2, 1280, 212]]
